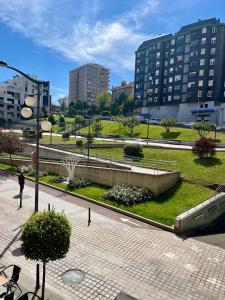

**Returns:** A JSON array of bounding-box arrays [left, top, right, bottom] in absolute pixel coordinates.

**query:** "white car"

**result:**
[[147, 118, 161, 125]]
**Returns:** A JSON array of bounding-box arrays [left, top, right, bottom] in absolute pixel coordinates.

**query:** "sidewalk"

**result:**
[[1, 171, 225, 299]]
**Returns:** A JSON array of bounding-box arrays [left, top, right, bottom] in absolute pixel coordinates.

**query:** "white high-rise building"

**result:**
[[0, 75, 51, 125]]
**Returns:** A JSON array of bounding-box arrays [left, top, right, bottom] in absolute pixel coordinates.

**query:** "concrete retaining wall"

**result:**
[[174, 192, 225, 234], [0, 158, 180, 196]]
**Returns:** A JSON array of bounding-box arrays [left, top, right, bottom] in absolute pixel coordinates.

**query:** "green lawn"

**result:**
[[79, 120, 225, 142], [88, 147, 225, 186], [38, 175, 213, 226]]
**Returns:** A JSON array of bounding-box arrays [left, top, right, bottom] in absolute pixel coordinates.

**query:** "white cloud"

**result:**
[[0, 0, 157, 73]]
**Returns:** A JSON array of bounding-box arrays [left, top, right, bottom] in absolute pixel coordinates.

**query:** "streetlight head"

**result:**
[[0, 60, 8, 68]]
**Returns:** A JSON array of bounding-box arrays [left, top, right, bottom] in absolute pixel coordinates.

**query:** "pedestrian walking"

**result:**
[[18, 172, 25, 195]]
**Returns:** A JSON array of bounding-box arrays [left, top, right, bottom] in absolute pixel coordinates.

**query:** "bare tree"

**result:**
[[62, 155, 80, 182]]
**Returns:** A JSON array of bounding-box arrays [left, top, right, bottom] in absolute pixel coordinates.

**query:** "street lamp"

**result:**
[[0, 60, 50, 212]]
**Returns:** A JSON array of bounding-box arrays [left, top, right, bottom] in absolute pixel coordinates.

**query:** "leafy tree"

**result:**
[[41, 106, 48, 118], [96, 91, 111, 113], [62, 132, 70, 140], [160, 118, 177, 133], [0, 131, 24, 165], [74, 115, 85, 135], [60, 99, 67, 115], [192, 138, 216, 158], [48, 114, 56, 126], [193, 121, 215, 138], [76, 139, 84, 152], [91, 119, 103, 135], [21, 211, 71, 300], [122, 117, 139, 137], [59, 114, 66, 129], [110, 102, 120, 115], [124, 144, 144, 158]]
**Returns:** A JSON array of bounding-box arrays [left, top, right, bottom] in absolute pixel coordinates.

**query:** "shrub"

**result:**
[[76, 139, 84, 148], [62, 132, 70, 140], [67, 177, 90, 190], [192, 138, 216, 158], [50, 175, 66, 183], [124, 144, 143, 158], [104, 185, 152, 205]]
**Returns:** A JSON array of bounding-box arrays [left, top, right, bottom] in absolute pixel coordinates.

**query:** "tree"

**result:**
[[48, 114, 56, 126], [160, 118, 177, 133], [192, 138, 216, 158], [21, 211, 71, 300], [91, 119, 103, 135], [74, 115, 85, 135], [122, 117, 139, 137], [193, 121, 215, 138], [110, 102, 120, 116], [59, 114, 66, 129], [0, 118, 6, 127], [96, 91, 111, 113], [41, 106, 48, 118], [0, 131, 24, 165]]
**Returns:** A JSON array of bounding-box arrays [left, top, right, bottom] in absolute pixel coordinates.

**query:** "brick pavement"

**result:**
[[0, 171, 225, 299]]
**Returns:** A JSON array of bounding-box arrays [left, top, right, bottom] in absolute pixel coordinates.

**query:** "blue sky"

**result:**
[[0, 0, 225, 104]]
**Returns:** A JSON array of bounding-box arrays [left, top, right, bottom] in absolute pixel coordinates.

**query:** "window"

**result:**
[[174, 95, 181, 100], [201, 38, 206, 45], [168, 95, 172, 101], [208, 80, 213, 87], [189, 72, 196, 78], [184, 55, 189, 63], [210, 59, 215, 65], [164, 70, 168, 76], [174, 85, 181, 91], [171, 39, 175, 45], [212, 27, 217, 33], [155, 70, 159, 76], [168, 86, 173, 92], [170, 48, 175, 55], [190, 60, 198, 67], [157, 43, 161, 49], [186, 34, 191, 43], [183, 74, 188, 83], [155, 88, 158, 93], [198, 80, 204, 87], [177, 46, 184, 53], [170, 58, 174, 64], [202, 27, 207, 34], [210, 48, 216, 55], [183, 65, 189, 73], [209, 69, 214, 76], [199, 69, 204, 76], [185, 44, 190, 53], [156, 52, 160, 58], [198, 91, 203, 97], [169, 77, 173, 83], [207, 91, 212, 97], [156, 61, 160, 68], [200, 59, 205, 66], [155, 79, 159, 85], [165, 61, 168, 67], [211, 37, 216, 44], [169, 67, 174, 73], [175, 75, 182, 82], [188, 82, 196, 88], [191, 40, 198, 47], [154, 97, 158, 102], [182, 94, 187, 102], [182, 84, 187, 92], [177, 55, 183, 61], [200, 48, 206, 55], [164, 79, 167, 84], [190, 51, 198, 57]]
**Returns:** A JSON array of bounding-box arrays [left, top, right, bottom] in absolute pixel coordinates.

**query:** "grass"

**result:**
[[79, 120, 225, 142], [87, 147, 225, 186], [38, 175, 213, 226]]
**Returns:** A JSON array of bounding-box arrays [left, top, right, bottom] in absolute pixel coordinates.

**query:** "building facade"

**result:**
[[69, 63, 109, 103], [134, 18, 225, 125], [0, 75, 51, 124], [111, 81, 134, 102]]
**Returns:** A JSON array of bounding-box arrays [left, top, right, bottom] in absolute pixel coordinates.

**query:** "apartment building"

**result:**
[[69, 64, 109, 103], [134, 18, 225, 125], [0, 75, 51, 124], [111, 81, 134, 102]]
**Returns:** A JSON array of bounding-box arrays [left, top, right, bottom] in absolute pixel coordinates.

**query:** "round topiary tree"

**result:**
[[124, 144, 144, 158], [21, 211, 71, 300]]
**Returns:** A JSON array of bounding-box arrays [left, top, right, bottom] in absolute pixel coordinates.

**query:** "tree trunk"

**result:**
[[42, 261, 46, 300]]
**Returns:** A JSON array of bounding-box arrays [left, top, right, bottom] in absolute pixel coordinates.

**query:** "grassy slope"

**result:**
[[79, 120, 225, 142]]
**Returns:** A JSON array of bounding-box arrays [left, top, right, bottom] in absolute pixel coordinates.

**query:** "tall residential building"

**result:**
[[69, 63, 109, 103], [134, 18, 225, 125], [111, 81, 134, 102], [0, 75, 51, 124]]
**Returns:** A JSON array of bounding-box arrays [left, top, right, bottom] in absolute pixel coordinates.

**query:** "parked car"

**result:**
[[146, 118, 161, 125]]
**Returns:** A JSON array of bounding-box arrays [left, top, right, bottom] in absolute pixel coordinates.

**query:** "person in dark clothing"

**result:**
[[18, 172, 25, 195]]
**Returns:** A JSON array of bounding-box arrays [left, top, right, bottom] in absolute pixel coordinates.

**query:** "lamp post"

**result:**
[[0, 60, 49, 212]]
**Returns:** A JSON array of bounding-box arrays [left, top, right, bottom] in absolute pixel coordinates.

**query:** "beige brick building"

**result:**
[[111, 81, 134, 102], [69, 64, 109, 103]]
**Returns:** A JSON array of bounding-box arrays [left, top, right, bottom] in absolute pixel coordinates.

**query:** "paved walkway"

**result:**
[[1, 172, 225, 299]]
